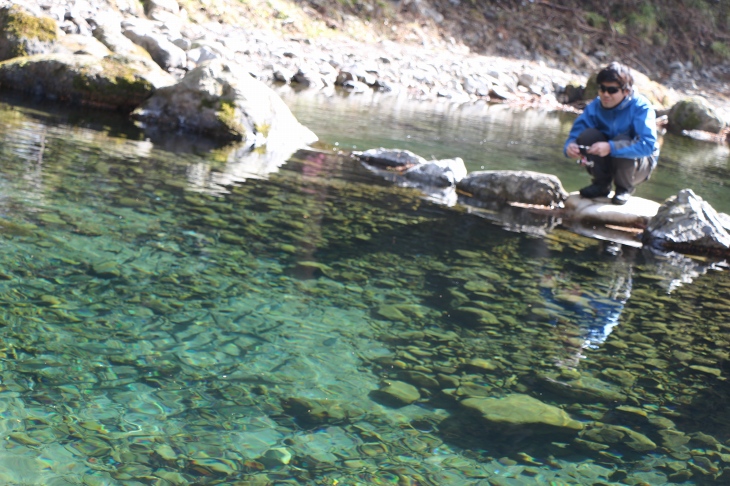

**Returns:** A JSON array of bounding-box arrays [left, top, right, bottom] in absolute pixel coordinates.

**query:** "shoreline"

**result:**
[[5, 0, 729, 132]]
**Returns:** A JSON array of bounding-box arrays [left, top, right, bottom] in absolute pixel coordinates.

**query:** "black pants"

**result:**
[[577, 128, 656, 192]]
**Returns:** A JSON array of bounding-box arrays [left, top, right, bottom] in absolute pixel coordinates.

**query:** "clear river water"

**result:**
[[0, 89, 729, 485]]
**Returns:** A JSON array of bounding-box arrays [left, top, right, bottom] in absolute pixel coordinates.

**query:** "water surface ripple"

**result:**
[[0, 96, 728, 485]]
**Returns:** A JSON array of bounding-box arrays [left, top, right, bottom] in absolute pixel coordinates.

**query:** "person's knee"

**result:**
[[577, 128, 607, 146]]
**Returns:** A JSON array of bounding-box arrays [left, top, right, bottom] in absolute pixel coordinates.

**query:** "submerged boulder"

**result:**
[[0, 53, 175, 110], [667, 96, 727, 134], [461, 394, 583, 433], [457, 170, 568, 208], [0, 5, 58, 61], [132, 59, 317, 146], [643, 189, 730, 256]]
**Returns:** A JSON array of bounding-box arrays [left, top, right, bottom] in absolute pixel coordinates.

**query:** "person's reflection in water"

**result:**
[[582, 241, 633, 349], [544, 241, 635, 368]]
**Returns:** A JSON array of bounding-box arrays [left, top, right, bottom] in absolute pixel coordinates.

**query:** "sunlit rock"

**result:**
[[403, 158, 467, 187], [457, 170, 568, 208], [564, 192, 660, 228], [643, 189, 730, 256], [122, 20, 186, 70], [0, 5, 58, 61], [132, 59, 317, 146]]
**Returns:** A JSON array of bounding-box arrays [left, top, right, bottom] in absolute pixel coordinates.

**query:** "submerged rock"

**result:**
[[461, 394, 583, 433], [457, 170, 568, 208], [132, 59, 317, 146], [643, 189, 730, 256], [370, 380, 420, 407]]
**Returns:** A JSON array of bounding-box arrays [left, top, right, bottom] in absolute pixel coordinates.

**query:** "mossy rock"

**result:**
[[132, 59, 317, 145], [667, 96, 727, 134], [0, 53, 173, 111], [0, 6, 58, 61]]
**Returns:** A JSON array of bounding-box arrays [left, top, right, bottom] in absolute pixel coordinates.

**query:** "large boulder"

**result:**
[[457, 170, 568, 208], [0, 53, 175, 110], [643, 189, 730, 256], [667, 96, 727, 134], [0, 5, 58, 61], [461, 394, 583, 434], [132, 59, 317, 147]]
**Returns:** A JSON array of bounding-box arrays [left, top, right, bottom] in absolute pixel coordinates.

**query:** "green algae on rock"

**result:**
[[461, 394, 584, 432], [131, 59, 317, 146], [0, 5, 57, 61], [0, 53, 174, 111]]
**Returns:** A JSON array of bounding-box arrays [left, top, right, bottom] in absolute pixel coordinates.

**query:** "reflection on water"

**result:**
[[0, 95, 729, 485], [278, 87, 730, 214]]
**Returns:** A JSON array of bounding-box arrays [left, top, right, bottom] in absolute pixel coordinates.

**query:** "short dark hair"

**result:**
[[596, 62, 634, 90]]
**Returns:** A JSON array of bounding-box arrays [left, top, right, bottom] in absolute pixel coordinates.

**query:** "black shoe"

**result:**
[[612, 188, 633, 205], [579, 184, 611, 199]]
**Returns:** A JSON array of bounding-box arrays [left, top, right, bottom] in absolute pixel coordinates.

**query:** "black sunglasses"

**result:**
[[598, 84, 621, 94]]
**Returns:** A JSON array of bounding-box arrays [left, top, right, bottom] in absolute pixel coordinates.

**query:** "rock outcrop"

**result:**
[[0, 5, 58, 61], [132, 59, 317, 146], [643, 189, 730, 256], [457, 170, 568, 208], [0, 53, 175, 110]]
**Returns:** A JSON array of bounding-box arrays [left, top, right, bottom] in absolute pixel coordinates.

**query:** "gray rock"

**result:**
[[55, 34, 111, 58], [132, 59, 317, 146], [353, 148, 427, 170], [643, 189, 730, 255], [403, 158, 467, 187], [0, 53, 174, 110], [123, 24, 186, 70], [564, 193, 660, 228], [457, 170, 568, 208], [93, 22, 152, 59], [342, 79, 369, 93], [668, 96, 727, 134], [144, 0, 180, 15]]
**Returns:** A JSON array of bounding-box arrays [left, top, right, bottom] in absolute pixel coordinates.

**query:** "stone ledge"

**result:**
[[564, 192, 661, 229]]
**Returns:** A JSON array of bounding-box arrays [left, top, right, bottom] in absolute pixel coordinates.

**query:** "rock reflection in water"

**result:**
[[0, 100, 730, 485]]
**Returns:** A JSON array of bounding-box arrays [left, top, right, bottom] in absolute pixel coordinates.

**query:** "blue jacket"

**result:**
[[564, 91, 659, 160]]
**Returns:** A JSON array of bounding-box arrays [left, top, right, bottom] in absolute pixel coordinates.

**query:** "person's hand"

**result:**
[[566, 143, 581, 158], [587, 141, 611, 157]]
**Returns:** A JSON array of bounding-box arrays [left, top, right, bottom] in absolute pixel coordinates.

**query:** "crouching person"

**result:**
[[564, 62, 659, 205]]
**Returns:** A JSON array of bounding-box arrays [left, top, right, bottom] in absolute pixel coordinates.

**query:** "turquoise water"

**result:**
[[0, 93, 729, 485]]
